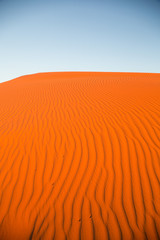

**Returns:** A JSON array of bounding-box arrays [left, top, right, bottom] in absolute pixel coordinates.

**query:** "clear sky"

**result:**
[[0, 0, 160, 83]]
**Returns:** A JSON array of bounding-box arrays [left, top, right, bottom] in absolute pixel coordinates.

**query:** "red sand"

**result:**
[[0, 72, 160, 240]]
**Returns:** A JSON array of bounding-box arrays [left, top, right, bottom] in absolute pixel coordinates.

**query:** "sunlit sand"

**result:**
[[0, 72, 160, 239]]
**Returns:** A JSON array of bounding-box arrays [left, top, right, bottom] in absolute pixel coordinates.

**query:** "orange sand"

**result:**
[[0, 72, 160, 240]]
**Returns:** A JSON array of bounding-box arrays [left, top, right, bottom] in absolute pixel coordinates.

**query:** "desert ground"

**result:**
[[0, 72, 159, 240]]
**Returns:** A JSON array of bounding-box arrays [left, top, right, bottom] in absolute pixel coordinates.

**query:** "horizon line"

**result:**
[[1, 71, 160, 84]]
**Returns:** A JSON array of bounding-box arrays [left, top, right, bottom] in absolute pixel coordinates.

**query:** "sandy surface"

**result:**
[[0, 72, 160, 239]]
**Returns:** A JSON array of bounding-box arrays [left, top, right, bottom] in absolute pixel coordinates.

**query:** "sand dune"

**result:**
[[0, 72, 160, 240]]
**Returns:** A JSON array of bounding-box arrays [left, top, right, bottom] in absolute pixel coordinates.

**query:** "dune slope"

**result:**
[[0, 72, 160, 240]]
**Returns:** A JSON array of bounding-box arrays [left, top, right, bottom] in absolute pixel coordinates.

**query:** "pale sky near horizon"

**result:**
[[0, 0, 160, 83]]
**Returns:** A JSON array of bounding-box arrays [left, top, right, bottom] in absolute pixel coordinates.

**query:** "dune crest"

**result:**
[[0, 72, 160, 239]]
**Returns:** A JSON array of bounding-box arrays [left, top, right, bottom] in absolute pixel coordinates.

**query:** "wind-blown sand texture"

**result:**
[[0, 72, 160, 240]]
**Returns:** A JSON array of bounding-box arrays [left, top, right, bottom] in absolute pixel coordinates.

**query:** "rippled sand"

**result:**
[[0, 72, 160, 240]]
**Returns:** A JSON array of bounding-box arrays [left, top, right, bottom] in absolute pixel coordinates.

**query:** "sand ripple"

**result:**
[[0, 72, 160, 239]]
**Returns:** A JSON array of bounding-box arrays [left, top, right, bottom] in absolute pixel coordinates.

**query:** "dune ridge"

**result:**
[[0, 72, 160, 239]]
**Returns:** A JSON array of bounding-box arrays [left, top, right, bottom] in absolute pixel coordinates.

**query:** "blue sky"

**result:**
[[0, 0, 160, 82]]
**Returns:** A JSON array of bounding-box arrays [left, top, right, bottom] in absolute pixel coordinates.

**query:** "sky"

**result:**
[[0, 0, 160, 83]]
